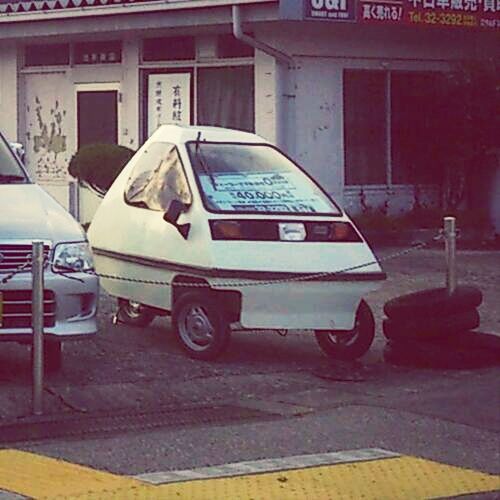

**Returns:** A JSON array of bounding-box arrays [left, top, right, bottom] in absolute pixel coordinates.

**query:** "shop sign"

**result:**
[[359, 0, 499, 28], [305, 0, 356, 21], [359, 1, 404, 23], [147, 72, 191, 138], [280, 0, 499, 27]]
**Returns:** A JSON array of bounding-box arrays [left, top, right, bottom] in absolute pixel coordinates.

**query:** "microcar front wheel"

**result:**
[[117, 299, 156, 327], [172, 292, 231, 360], [314, 299, 375, 361]]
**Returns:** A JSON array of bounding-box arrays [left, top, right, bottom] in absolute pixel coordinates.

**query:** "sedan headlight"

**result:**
[[52, 242, 94, 272]]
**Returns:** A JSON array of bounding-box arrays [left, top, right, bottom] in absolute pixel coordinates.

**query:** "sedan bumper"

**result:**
[[0, 269, 98, 341]]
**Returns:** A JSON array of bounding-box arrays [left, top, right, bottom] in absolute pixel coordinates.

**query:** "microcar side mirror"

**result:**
[[163, 200, 191, 239]]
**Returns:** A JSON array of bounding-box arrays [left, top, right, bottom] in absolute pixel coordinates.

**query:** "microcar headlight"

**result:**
[[52, 242, 94, 273]]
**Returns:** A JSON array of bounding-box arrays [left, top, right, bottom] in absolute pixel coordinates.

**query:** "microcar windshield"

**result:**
[[186, 142, 341, 215], [0, 136, 28, 183]]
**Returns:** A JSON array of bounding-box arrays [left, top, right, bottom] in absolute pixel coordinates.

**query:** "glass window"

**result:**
[[197, 66, 254, 132], [186, 142, 341, 215], [344, 70, 387, 185], [142, 37, 195, 62], [25, 44, 70, 67], [391, 72, 444, 184], [125, 142, 191, 211]]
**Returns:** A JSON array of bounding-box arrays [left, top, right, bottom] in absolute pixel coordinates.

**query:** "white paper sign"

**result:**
[[199, 172, 333, 213], [148, 73, 191, 137]]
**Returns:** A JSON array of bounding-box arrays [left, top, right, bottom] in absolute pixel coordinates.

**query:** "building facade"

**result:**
[[0, 0, 498, 223]]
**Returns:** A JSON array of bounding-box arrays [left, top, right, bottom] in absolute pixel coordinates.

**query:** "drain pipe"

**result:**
[[232, 4, 295, 152], [232, 4, 293, 67]]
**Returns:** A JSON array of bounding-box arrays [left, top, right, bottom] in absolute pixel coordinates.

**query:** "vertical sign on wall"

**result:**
[[148, 72, 191, 137]]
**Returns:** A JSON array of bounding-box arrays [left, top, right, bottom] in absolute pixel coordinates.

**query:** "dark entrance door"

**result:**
[[77, 90, 118, 148]]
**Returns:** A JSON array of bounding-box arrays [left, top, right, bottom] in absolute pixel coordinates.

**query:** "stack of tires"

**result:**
[[382, 285, 495, 369]]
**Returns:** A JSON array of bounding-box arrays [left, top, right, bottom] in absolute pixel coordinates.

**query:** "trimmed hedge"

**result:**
[[68, 143, 135, 193]]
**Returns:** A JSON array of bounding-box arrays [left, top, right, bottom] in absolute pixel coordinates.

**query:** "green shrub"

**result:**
[[68, 143, 135, 193]]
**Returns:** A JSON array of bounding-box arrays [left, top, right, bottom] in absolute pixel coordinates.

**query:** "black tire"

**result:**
[[31, 340, 62, 373], [383, 285, 482, 321], [314, 299, 375, 361], [172, 292, 231, 360], [117, 299, 156, 327], [383, 308, 480, 341]]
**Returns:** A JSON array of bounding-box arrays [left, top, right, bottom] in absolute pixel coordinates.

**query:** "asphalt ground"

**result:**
[[0, 245, 498, 498]]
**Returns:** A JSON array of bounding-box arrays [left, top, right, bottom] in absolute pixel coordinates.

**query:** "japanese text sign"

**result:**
[[148, 72, 191, 138]]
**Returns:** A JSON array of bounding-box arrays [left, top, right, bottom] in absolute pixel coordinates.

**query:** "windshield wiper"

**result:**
[[0, 174, 26, 183], [195, 132, 217, 190]]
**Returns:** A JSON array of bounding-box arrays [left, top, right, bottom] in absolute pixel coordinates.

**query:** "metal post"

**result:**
[[32, 241, 44, 415], [444, 217, 457, 296], [68, 181, 80, 221]]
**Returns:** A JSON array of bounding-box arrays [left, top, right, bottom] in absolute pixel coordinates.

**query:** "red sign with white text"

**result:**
[[359, 0, 499, 27]]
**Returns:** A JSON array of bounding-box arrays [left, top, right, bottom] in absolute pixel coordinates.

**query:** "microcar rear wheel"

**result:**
[[314, 300, 375, 361], [172, 292, 231, 360], [117, 299, 156, 327]]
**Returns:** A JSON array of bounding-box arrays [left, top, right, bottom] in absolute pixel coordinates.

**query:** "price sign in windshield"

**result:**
[[199, 172, 334, 214]]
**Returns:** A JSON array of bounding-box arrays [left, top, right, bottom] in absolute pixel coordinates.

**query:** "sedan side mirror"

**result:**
[[163, 200, 191, 239]]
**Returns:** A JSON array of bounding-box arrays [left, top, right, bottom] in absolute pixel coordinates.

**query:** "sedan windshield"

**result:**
[[186, 142, 341, 215], [0, 137, 28, 184]]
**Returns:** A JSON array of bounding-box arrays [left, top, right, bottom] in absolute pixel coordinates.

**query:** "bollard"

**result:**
[[444, 217, 457, 296], [32, 241, 44, 415]]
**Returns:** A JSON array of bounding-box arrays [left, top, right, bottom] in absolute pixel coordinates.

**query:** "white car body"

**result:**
[[0, 133, 98, 345], [88, 125, 385, 335]]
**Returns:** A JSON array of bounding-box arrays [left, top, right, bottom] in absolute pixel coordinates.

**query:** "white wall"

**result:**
[[254, 49, 279, 145], [120, 38, 140, 150], [292, 58, 343, 202], [0, 42, 18, 142], [343, 186, 441, 217]]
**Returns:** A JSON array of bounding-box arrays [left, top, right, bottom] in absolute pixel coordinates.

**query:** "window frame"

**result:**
[[24, 43, 70, 68], [139, 35, 254, 144], [343, 69, 388, 186], [186, 140, 343, 217], [142, 36, 196, 63], [342, 64, 448, 189]]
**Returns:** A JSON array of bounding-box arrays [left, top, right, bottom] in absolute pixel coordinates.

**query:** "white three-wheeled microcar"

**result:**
[[88, 125, 386, 360]]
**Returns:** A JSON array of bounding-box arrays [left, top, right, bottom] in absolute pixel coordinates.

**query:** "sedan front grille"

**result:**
[[0, 243, 50, 274], [0, 290, 56, 329]]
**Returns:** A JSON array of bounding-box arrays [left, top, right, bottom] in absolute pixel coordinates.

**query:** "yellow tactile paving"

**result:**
[[0, 450, 499, 499], [0, 450, 155, 499], [156, 456, 500, 500]]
